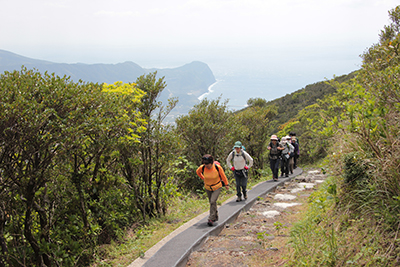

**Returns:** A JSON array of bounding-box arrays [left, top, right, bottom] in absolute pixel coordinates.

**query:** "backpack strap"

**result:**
[[231, 151, 247, 163], [202, 164, 225, 186], [202, 164, 221, 176]]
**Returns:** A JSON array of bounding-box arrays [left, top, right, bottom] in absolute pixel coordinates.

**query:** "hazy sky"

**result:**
[[1, 0, 399, 103]]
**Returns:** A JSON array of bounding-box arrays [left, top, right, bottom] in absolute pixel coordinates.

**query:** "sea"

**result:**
[[138, 46, 361, 112], [197, 59, 358, 111]]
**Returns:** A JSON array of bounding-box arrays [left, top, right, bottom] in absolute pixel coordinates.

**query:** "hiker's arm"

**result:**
[[245, 152, 254, 168], [226, 152, 233, 169], [219, 167, 229, 187], [196, 166, 205, 180]]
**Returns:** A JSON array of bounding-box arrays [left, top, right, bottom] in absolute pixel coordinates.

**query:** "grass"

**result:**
[[92, 194, 209, 266], [91, 171, 271, 266], [285, 164, 399, 267]]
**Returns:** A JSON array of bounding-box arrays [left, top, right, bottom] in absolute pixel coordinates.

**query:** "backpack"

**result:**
[[269, 142, 282, 160], [229, 151, 247, 163], [202, 162, 225, 186]]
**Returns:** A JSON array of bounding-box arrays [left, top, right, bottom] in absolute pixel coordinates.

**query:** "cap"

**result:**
[[233, 141, 242, 148]]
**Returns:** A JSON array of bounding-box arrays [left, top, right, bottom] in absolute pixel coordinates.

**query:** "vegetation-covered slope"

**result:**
[[285, 5, 400, 266], [266, 71, 356, 132]]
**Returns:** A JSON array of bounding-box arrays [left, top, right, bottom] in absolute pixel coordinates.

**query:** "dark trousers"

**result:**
[[269, 158, 280, 179], [294, 154, 299, 168], [234, 170, 247, 197], [281, 156, 289, 176]]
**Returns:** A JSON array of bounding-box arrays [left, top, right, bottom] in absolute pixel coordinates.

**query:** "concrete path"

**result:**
[[130, 168, 303, 267]]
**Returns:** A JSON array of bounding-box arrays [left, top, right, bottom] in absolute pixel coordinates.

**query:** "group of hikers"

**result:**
[[195, 133, 300, 226], [267, 132, 300, 181]]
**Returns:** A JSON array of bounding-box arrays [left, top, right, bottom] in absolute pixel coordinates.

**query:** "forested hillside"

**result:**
[[0, 66, 276, 265]]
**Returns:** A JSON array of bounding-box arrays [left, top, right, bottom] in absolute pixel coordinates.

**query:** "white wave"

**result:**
[[198, 80, 220, 100]]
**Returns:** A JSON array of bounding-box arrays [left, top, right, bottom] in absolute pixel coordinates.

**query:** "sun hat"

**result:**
[[270, 135, 278, 141], [233, 141, 242, 148]]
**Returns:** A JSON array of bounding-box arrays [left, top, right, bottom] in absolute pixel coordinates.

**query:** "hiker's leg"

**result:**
[[242, 175, 248, 196], [208, 188, 221, 221], [284, 158, 289, 175], [206, 189, 213, 219], [289, 158, 294, 173], [275, 159, 281, 178], [234, 172, 242, 197], [270, 159, 275, 178]]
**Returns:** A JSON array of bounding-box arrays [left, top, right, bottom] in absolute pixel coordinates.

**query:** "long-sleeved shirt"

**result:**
[[226, 150, 254, 170], [196, 164, 229, 191], [281, 142, 294, 155]]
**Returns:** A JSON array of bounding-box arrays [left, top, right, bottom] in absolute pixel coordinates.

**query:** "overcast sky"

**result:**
[[1, 0, 399, 98], [1, 0, 397, 60]]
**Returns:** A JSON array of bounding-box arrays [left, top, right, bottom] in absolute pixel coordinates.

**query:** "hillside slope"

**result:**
[[266, 71, 357, 132]]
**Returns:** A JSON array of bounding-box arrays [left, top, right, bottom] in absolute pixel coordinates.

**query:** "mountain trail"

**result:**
[[186, 168, 327, 266]]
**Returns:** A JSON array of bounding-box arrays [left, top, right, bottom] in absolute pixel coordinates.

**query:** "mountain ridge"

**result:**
[[0, 49, 216, 115]]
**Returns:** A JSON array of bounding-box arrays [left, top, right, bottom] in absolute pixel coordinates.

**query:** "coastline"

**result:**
[[198, 79, 220, 100]]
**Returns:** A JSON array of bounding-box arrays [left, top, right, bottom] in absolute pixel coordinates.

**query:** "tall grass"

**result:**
[[288, 155, 400, 266]]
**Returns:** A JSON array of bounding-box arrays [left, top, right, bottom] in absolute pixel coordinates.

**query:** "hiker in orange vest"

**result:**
[[196, 154, 229, 226]]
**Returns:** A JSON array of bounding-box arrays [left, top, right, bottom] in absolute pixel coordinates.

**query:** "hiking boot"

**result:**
[[285, 174, 289, 177], [243, 193, 247, 200], [236, 196, 242, 202], [207, 220, 214, 226]]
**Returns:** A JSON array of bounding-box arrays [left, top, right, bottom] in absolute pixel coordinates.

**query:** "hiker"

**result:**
[[267, 135, 284, 181], [289, 132, 299, 168], [280, 136, 294, 177], [196, 154, 229, 226], [286, 135, 296, 174], [226, 141, 254, 202], [290, 136, 299, 170]]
